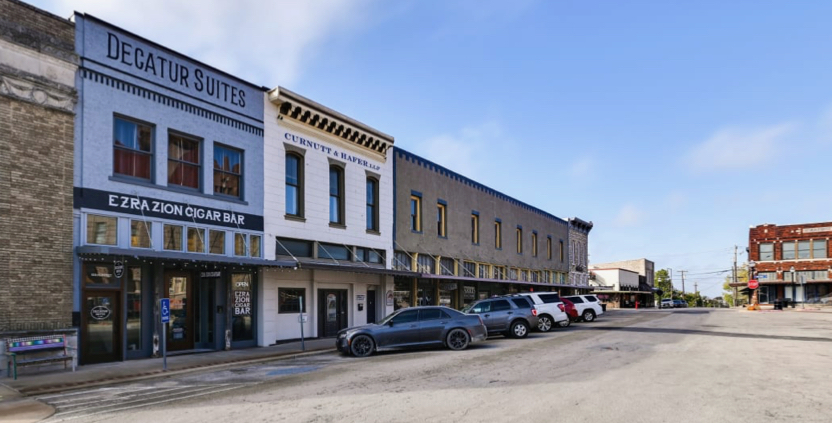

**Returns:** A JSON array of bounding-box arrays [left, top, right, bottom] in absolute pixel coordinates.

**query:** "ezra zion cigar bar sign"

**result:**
[[74, 188, 263, 231]]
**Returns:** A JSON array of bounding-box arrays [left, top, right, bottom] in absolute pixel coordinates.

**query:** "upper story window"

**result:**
[[114, 116, 153, 181], [87, 215, 117, 245], [214, 144, 242, 198], [286, 153, 303, 217], [168, 133, 200, 189], [532, 232, 538, 257], [782, 242, 795, 260], [329, 166, 344, 225], [366, 177, 379, 231], [813, 240, 827, 259], [759, 243, 774, 260], [495, 219, 502, 249], [410, 193, 422, 232], [559, 240, 564, 262], [516, 226, 523, 254], [547, 236, 552, 260], [781, 239, 827, 260], [471, 212, 479, 245], [437, 201, 447, 237]]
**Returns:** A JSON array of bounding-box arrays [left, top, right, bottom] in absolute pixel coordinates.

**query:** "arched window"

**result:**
[[285, 153, 303, 217]]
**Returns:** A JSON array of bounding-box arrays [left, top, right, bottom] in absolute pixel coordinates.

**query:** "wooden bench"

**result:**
[[5, 335, 75, 380]]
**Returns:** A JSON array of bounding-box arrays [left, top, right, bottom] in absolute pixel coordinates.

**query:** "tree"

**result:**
[[722, 266, 749, 307], [655, 269, 673, 301]]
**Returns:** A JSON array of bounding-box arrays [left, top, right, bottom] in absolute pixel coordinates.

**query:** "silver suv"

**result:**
[[563, 295, 604, 322], [463, 297, 539, 338], [511, 293, 569, 332]]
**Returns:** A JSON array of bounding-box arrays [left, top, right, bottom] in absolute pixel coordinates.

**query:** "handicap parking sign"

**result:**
[[160, 298, 170, 323]]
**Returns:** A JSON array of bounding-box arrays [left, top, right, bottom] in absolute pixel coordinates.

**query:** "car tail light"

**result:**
[[531, 308, 538, 316], [558, 304, 565, 312]]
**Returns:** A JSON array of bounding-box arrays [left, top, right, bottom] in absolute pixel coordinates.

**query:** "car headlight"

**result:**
[[338, 333, 347, 339]]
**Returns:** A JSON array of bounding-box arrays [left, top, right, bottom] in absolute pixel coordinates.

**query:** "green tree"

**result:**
[[655, 269, 673, 301], [722, 266, 748, 307]]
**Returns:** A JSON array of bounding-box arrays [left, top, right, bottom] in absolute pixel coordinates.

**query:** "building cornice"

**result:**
[[268, 86, 394, 157]]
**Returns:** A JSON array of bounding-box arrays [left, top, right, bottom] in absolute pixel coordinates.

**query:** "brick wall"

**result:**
[[748, 222, 832, 277], [0, 0, 76, 333]]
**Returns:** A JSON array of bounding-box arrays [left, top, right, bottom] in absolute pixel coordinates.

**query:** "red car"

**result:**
[[558, 298, 579, 327]]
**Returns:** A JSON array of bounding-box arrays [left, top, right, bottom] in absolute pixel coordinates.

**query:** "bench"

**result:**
[[5, 335, 75, 380]]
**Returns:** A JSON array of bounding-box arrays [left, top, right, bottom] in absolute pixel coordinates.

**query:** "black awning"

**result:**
[[76, 245, 296, 268]]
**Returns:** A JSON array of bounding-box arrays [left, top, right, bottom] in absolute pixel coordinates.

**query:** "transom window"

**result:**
[[114, 116, 153, 181], [87, 215, 117, 245], [168, 134, 200, 189], [214, 144, 242, 198]]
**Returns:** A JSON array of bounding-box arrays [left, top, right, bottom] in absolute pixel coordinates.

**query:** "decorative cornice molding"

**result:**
[[269, 87, 394, 158], [0, 74, 75, 113]]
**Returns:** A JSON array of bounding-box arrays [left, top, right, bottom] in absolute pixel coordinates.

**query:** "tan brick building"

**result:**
[[0, 0, 77, 334]]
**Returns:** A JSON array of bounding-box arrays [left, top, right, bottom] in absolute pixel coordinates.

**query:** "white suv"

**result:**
[[563, 295, 604, 322], [512, 293, 569, 332]]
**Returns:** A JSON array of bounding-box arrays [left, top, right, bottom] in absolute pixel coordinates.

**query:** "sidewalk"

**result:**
[[0, 338, 335, 422]]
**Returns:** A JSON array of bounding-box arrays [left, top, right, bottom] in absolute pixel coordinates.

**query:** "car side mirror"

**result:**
[[387, 321, 395, 327]]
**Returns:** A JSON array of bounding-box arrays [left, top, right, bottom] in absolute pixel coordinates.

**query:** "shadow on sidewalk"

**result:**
[[574, 325, 832, 343]]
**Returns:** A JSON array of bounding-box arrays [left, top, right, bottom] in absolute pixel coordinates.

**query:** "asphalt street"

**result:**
[[36, 309, 832, 423]]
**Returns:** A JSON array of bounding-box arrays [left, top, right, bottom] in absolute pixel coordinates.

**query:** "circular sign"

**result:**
[[748, 279, 759, 290], [114, 260, 124, 278], [91, 305, 111, 320]]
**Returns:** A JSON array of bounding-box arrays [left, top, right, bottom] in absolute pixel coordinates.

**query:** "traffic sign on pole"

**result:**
[[748, 279, 759, 290], [160, 298, 170, 323], [160, 298, 169, 371]]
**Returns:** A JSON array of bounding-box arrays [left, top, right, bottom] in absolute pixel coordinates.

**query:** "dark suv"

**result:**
[[462, 297, 539, 338]]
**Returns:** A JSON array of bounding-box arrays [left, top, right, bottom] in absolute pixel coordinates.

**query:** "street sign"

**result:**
[[160, 298, 170, 323], [748, 280, 759, 290]]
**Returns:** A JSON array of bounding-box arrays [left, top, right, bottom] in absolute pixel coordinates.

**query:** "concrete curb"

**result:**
[[16, 347, 336, 397]]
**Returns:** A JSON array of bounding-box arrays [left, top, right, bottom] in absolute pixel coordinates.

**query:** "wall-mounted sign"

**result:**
[[91, 305, 111, 320], [234, 290, 251, 316], [356, 294, 366, 302], [77, 15, 263, 119], [386, 290, 394, 307], [284, 132, 382, 171], [200, 271, 222, 278], [113, 260, 124, 278], [74, 188, 263, 231], [464, 286, 476, 300], [440, 283, 458, 291], [802, 227, 832, 233]]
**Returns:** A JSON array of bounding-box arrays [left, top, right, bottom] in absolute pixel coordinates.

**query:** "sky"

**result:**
[[31, 0, 832, 299]]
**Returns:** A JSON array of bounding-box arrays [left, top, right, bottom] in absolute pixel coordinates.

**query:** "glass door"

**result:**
[[82, 291, 121, 364], [318, 289, 347, 337], [165, 271, 193, 351]]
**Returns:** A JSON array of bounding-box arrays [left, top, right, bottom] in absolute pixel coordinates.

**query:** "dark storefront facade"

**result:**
[[72, 14, 267, 364]]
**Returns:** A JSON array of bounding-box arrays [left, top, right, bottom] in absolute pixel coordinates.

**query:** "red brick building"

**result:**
[[747, 222, 832, 304]]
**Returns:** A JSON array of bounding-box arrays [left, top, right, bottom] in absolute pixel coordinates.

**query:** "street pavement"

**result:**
[[4, 308, 832, 422]]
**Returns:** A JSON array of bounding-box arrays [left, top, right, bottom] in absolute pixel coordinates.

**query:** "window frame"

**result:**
[[759, 243, 774, 261], [495, 219, 502, 249], [410, 192, 422, 233], [516, 226, 523, 254], [366, 176, 379, 232], [167, 131, 202, 190], [437, 200, 447, 238], [547, 235, 552, 260], [113, 115, 154, 182], [532, 231, 538, 257], [130, 220, 152, 249], [812, 239, 827, 259], [278, 288, 307, 314], [285, 152, 304, 218], [87, 214, 118, 246], [213, 143, 243, 199], [329, 165, 345, 226], [471, 211, 480, 245]]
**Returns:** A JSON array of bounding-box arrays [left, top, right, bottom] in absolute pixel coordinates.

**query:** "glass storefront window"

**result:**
[[394, 278, 413, 310], [164, 225, 182, 251], [231, 273, 253, 341], [439, 282, 457, 309], [126, 267, 141, 351], [250, 235, 261, 258], [187, 227, 204, 253], [417, 280, 435, 306], [278, 288, 305, 314], [87, 215, 117, 245], [209, 230, 225, 254], [131, 220, 152, 248]]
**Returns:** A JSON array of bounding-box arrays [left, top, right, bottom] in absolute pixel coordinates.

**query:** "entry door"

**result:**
[[196, 278, 217, 349], [319, 289, 348, 337], [165, 271, 194, 351], [82, 291, 121, 364], [367, 289, 377, 324]]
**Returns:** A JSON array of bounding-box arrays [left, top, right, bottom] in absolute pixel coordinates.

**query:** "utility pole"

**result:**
[[679, 270, 687, 295], [668, 267, 673, 300], [733, 245, 739, 306]]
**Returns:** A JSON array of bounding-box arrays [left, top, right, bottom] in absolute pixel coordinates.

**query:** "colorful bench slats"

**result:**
[[5, 335, 75, 380]]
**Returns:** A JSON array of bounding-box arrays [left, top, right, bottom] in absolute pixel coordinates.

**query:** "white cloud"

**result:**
[[613, 204, 644, 227], [686, 122, 796, 172], [416, 121, 507, 181], [35, 0, 378, 86]]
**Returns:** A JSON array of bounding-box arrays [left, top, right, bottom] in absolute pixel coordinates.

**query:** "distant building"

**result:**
[[590, 258, 655, 308], [745, 222, 831, 304], [568, 218, 593, 293]]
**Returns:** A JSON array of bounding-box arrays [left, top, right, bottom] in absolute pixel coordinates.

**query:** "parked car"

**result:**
[[336, 306, 487, 357], [660, 299, 674, 309], [560, 298, 579, 327], [511, 292, 569, 332], [462, 296, 539, 338], [563, 295, 604, 322], [673, 299, 687, 308]]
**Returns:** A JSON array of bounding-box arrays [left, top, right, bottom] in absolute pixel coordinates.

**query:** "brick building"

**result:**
[[746, 222, 832, 304], [0, 0, 77, 335]]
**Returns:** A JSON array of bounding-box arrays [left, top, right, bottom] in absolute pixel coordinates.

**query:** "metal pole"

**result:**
[[162, 322, 167, 371], [801, 275, 805, 309], [299, 296, 306, 351]]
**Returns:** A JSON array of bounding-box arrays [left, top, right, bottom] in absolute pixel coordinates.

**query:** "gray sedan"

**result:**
[[336, 306, 488, 357]]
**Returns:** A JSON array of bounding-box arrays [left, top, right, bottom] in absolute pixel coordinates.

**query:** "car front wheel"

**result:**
[[446, 328, 471, 350], [582, 310, 596, 322], [350, 335, 375, 357], [510, 320, 529, 338], [537, 315, 553, 332]]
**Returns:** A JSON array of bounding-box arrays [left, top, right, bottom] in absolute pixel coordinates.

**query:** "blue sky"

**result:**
[[33, 0, 832, 298]]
